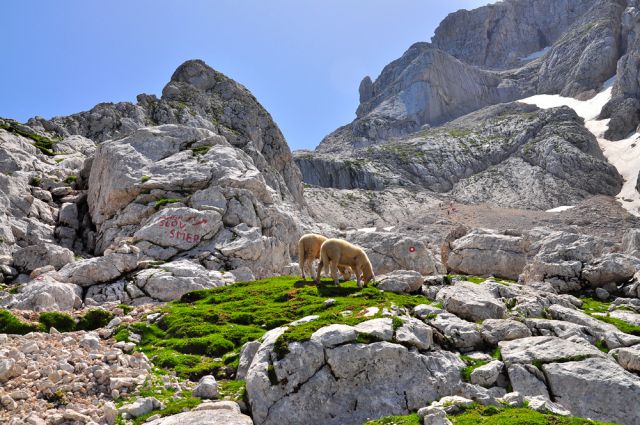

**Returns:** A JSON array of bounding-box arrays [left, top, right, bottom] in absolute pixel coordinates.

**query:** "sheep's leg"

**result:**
[[330, 262, 340, 286], [355, 264, 363, 288], [301, 258, 307, 280], [315, 260, 323, 284]]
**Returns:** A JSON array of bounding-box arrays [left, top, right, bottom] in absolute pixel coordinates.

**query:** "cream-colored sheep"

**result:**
[[316, 238, 375, 288], [298, 234, 352, 281]]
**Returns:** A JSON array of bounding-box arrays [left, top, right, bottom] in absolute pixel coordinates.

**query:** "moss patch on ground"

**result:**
[[365, 405, 615, 425], [0, 310, 40, 334], [115, 370, 201, 425], [0, 309, 114, 334], [114, 276, 434, 379], [579, 297, 640, 336], [363, 414, 421, 425], [448, 274, 515, 286], [450, 404, 615, 424]]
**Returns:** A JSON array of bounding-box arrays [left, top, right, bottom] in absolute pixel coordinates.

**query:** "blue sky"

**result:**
[[1, 1, 493, 150]]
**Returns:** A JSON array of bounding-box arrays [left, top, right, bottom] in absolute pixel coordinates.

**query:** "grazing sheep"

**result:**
[[298, 234, 352, 281], [316, 239, 375, 288]]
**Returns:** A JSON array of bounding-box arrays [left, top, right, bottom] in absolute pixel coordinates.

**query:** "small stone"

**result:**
[[193, 375, 219, 399], [103, 401, 117, 425], [0, 395, 16, 410], [80, 334, 101, 350], [323, 299, 336, 308], [595, 288, 610, 300]]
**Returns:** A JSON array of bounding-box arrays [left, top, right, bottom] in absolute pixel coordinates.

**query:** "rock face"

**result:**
[[246, 336, 464, 425], [431, 0, 598, 69], [86, 124, 300, 278], [298, 103, 622, 211], [298, 0, 633, 213], [543, 357, 640, 425]]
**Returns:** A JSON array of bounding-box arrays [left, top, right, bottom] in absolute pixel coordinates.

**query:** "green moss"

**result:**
[[140, 175, 150, 183], [579, 297, 640, 336], [118, 304, 134, 314], [218, 379, 246, 401], [39, 312, 76, 332], [76, 309, 114, 331], [594, 315, 640, 336], [447, 129, 473, 138], [115, 276, 434, 378], [460, 355, 489, 382], [154, 198, 181, 209], [117, 373, 201, 425], [29, 176, 41, 186], [595, 339, 609, 353], [191, 145, 211, 156], [579, 298, 611, 314], [64, 175, 77, 185], [0, 310, 41, 334], [450, 404, 615, 424], [363, 414, 421, 425], [267, 364, 279, 385], [0, 120, 59, 156]]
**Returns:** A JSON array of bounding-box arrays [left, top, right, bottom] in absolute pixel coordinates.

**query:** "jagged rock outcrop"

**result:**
[[601, 1, 640, 139], [27, 60, 304, 205], [85, 124, 301, 278], [431, 0, 598, 69], [299, 103, 623, 210]]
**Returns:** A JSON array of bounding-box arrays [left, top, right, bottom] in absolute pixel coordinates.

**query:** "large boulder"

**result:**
[[1, 273, 83, 312], [520, 228, 616, 292], [543, 357, 640, 425], [582, 253, 640, 287], [376, 270, 423, 293], [499, 336, 606, 366], [446, 229, 526, 280], [86, 124, 300, 278], [134, 260, 233, 302], [246, 337, 464, 425], [436, 281, 507, 322], [58, 240, 140, 287], [347, 231, 444, 276], [12, 243, 74, 273]]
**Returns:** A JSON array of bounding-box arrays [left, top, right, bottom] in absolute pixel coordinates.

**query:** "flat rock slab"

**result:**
[[145, 410, 253, 425], [437, 281, 507, 322], [544, 357, 640, 425], [499, 336, 605, 366]]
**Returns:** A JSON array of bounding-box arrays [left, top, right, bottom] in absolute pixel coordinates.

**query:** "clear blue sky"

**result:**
[[1, 1, 492, 150]]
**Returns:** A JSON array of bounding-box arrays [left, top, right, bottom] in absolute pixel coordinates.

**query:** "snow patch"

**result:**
[[357, 227, 376, 233], [520, 76, 640, 217], [546, 206, 575, 213]]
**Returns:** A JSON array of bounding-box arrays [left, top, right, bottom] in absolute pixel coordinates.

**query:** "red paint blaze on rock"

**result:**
[[169, 229, 201, 243], [409, 246, 416, 253]]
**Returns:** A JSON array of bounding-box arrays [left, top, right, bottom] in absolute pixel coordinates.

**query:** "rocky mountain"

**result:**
[[2, 1, 640, 424], [299, 0, 638, 213]]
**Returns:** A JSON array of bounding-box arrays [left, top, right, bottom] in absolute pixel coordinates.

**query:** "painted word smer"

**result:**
[[157, 215, 208, 243]]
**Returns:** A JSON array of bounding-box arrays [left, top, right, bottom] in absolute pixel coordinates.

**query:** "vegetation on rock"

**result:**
[[113, 276, 434, 378]]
